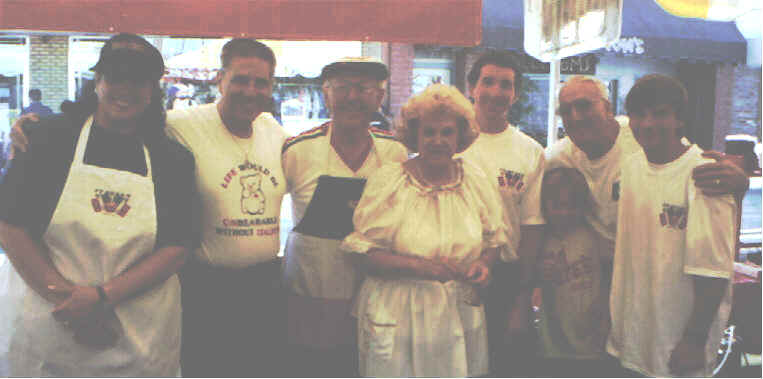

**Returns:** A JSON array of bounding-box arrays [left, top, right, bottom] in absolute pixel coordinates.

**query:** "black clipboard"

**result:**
[[293, 175, 367, 240]]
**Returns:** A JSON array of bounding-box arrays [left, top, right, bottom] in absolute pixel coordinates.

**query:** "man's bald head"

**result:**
[[557, 76, 618, 160]]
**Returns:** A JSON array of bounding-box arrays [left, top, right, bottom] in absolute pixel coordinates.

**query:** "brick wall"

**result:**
[[29, 35, 68, 113], [730, 65, 762, 139], [713, 63, 762, 150], [388, 43, 414, 119]]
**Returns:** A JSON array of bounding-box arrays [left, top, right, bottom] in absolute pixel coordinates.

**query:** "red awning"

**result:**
[[0, 0, 482, 46]]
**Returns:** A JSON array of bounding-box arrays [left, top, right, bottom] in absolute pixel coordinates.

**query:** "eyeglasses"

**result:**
[[327, 82, 381, 96]]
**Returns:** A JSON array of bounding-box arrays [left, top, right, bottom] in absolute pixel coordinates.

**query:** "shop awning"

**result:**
[[481, 0, 524, 51], [619, 0, 746, 62], [482, 0, 747, 63], [0, 0, 482, 46]]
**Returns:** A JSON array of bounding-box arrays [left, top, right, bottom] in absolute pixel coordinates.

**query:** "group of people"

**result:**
[[0, 33, 749, 378]]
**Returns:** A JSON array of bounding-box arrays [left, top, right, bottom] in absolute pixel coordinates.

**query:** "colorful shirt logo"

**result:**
[[91, 189, 131, 217], [659, 203, 688, 230], [498, 169, 525, 190]]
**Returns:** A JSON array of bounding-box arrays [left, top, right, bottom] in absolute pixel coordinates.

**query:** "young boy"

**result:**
[[535, 167, 615, 377], [607, 74, 736, 377]]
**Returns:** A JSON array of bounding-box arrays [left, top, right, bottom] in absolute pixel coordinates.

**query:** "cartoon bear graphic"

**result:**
[[241, 173, 266, 215]]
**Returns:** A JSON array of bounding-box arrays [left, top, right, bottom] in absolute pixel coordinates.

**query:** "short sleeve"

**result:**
[[520, 150, 546, 226], [152, 139, 199, 250], [340, 163, 407, 254], [684, 185, 736, 279], [544, 138, 575, 171], [281, 140, 298, 193], [462, 160, 512, 261], [0, 117, 74, 239], [164, 120, 193, 152], [0, 145, 51, 234]]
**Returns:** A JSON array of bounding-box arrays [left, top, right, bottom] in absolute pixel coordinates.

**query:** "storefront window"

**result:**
[[0, 35, 28, 173], [514, 74, 551, 146], [273, 78, 328, 136], [412, 58, 452, 95]]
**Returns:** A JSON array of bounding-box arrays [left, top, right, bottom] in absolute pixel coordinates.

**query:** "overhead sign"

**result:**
[[516, 53, 598, 75], [0, 0, 482, 46], [524, 0, 623, 62]]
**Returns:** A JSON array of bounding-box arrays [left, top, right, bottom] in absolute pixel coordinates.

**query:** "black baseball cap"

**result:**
[[91, 33, 165, 82], [320, 57, 389, 83]]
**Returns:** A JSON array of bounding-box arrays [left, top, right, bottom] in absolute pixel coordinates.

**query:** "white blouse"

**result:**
[[342, 158, 510, 262]]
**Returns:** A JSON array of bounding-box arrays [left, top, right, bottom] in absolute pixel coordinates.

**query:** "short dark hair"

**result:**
[[540, 167, 591, 219], [467, 50, 523, 90], [220, 39, 276, 78], [625, 74, 688, 123], [29, 88, 42, 101]]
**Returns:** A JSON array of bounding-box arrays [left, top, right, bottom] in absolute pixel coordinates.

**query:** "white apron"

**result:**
[[283, 232, 359, 348], [356, 278, 488, 377], [7, 118, 181, 377]]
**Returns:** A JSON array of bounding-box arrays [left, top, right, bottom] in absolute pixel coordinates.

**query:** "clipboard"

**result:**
[[293, 175, 367, 240]]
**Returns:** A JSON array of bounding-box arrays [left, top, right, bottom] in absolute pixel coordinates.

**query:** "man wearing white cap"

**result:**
[[281, 57, 408, 376]]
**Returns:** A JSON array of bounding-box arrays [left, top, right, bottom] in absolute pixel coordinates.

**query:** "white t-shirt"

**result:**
[[166, 103, 289, 268], [606, 145, 735, 377], [545, 116, 637, 246], [459, 124, 545, 262]]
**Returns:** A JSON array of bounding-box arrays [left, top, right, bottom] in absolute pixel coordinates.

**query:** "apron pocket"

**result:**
[[458, 284, 483, 307], [364, 318, 397, 361], [445, 280, 483, 307]]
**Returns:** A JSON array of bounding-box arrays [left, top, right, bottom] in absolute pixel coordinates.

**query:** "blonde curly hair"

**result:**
[[396, 84, 480, 154]]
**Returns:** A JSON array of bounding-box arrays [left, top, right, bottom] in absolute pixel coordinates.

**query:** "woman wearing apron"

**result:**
[[341, 84, 510, 377], [0, 34, 196, 376]]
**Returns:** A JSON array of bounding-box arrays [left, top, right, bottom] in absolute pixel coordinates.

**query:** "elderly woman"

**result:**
[[0, 34, 195, 376], [341, 84, 510, 377]]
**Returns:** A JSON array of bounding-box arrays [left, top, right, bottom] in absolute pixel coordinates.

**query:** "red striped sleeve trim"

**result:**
[[282, 122, 329, 154]]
